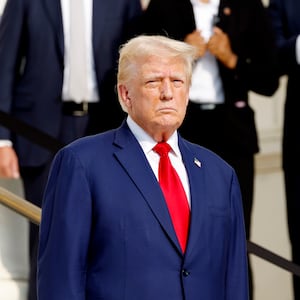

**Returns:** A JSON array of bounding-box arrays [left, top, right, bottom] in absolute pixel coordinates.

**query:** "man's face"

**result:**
[[119, 55, 190, 141]]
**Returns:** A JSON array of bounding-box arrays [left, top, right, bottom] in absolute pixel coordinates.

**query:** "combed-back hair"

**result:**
[[117, 35, 198, 87]]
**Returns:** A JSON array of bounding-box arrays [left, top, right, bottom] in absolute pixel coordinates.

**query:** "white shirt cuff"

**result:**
[[0, 140, 13, 147]]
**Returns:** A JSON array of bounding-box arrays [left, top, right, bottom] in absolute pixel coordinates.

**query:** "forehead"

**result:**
[[139, 55, 186, 76]]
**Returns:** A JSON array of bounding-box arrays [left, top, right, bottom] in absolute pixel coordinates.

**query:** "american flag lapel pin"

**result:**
[[194, 158, 201, 168]]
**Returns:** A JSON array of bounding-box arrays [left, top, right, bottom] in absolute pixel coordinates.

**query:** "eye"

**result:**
[[173, 79, 184, 87], [145, 80, 160, 88]]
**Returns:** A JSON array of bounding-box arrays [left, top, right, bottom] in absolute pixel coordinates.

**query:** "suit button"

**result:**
[[182, 269, 190, 277]]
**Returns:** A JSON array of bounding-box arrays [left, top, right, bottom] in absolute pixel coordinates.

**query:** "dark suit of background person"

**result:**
[[0, 1, 142, 299], [140, 0, 279, 298], [268, 1, 300, 299], [38, 35, 249, 300]]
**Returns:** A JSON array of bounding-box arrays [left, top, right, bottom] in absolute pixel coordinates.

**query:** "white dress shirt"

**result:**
[[127, 116, 191, 206], [60, 0, 99, 103], [189, 0, 224, 104]]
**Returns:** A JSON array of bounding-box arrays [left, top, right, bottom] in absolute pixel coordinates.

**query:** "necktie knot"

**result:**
[[153, 142, 171, 157]]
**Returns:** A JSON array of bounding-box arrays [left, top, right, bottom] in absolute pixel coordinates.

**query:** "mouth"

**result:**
[[157, 107, 177, 113]]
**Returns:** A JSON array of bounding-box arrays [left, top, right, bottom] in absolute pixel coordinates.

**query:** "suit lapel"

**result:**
[[42, 0, 64, 58], [218, 0, 234, 31], [178, 138, 207, 257], [182, 0, 197, 31], [113, 123, 183, 254]]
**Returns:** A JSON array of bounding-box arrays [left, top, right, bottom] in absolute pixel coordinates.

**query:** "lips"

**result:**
[[158, 107, 176, 112]]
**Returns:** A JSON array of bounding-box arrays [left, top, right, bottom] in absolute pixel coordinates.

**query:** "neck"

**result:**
[[153, 132, 172, 143]]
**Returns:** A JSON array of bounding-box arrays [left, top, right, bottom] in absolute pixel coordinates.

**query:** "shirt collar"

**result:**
[[126, 116, 181, 157]]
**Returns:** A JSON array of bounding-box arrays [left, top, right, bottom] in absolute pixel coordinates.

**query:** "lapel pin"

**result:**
[[223, 7, 231, 16], [194, 158, 201, 168]]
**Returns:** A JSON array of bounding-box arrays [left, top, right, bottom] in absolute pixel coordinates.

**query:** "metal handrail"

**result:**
[[0, 186, 41, 225], [1, 185, 300, 277]]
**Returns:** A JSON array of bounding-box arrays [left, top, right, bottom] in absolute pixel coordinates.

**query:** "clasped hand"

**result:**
[[184, 28, 237, 69]]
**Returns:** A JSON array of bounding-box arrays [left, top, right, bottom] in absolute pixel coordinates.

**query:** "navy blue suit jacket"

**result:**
[[0, 0, 141, 166], [38, 121, 249, 300], [268, 0, 300, 169]]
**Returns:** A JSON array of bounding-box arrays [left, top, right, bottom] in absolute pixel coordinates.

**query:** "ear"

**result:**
[[118, 84, 132, 109]]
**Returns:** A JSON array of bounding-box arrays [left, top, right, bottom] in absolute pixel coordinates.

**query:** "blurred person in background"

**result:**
[[268, 1, 300, 299], [139, 0, 279, 298], [0, 0, 142, 299]]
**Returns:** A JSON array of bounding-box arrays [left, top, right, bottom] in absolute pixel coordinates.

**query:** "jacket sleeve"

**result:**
[[38, 148, 92, 300], [226, 170, 249, 300], [225, 0, 279, 97], [0, 0, 26, 139], [268, 0, 300, 75]]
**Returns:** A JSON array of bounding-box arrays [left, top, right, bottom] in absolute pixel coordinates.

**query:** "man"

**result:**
[[0, 1, 142, 299], [268, 1, 300, 299], [38, 35, 249, 300], [139, 0, 279, 297]]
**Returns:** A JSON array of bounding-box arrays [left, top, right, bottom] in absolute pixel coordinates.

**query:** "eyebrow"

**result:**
[[143, 73, 186, 81]]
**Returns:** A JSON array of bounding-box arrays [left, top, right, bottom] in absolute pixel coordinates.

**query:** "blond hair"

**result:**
[[118, 35, 197, 84]]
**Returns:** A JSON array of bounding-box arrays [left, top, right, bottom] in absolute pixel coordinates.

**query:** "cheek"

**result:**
[[177, 91, 189, 107], [130, 99, 149, 118]]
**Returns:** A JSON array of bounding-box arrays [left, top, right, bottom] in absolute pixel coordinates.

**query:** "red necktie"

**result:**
[[153, 142, 190, 252]]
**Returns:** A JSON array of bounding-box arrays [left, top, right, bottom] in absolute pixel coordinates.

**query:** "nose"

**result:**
[[160, 79, 173, 100]]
